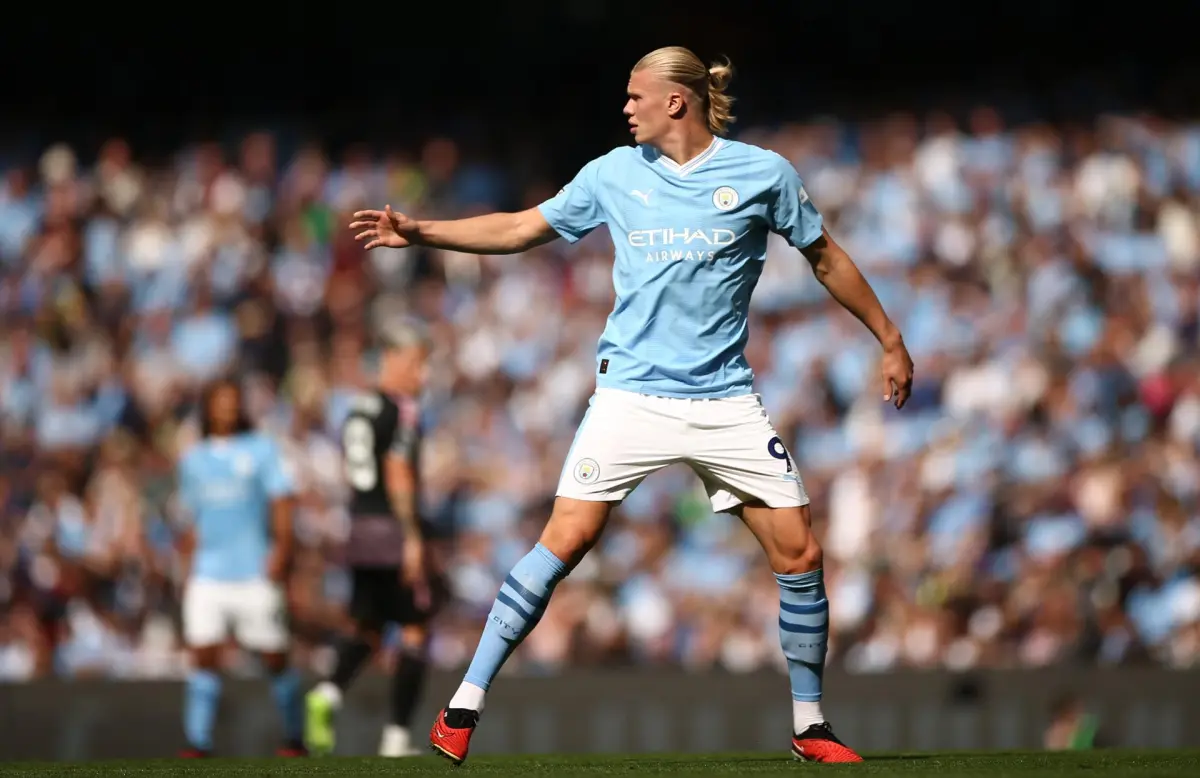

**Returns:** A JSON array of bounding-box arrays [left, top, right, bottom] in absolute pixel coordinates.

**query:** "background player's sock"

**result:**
[[391, 650, 429, 727], [270, 668, 305, 744], [776, 569, 829, 732], [184, 669, 222, 751], [379, 724, 416, 757], [329, 637, 373, 691], [311, 680, 343, 709], [454, 543, 569, 712]]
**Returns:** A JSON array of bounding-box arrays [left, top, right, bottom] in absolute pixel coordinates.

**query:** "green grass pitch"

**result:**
[[2, 751, 1199, 776]]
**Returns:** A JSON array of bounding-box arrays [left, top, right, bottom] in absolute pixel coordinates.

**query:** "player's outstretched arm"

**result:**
[[801, 229, 915, 408], [350, 204, 559, 255]]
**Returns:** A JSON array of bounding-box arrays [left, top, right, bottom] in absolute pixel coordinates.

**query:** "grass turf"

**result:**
[[1, 751, 1198, 777]]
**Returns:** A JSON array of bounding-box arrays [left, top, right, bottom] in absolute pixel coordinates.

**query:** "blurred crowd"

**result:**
[[1, 106, 1199, 682]]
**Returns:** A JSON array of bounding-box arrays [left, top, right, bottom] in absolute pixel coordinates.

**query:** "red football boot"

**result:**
[[276, 740, 309, 757], [429, 708, 479, 765], [791, 722, 864, 763], [179, 747, 211, 758]]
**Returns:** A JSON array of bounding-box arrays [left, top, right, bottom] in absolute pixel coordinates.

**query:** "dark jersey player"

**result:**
[[305, 322, 443, 758]]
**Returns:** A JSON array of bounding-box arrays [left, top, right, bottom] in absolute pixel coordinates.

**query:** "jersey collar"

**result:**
[[646, 137, 725, 177]]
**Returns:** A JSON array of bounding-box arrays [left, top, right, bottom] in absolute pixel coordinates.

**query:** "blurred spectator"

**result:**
[[1, 107, 1199, 680]]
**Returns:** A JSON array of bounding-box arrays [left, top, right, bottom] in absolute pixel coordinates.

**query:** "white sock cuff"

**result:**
[[316, 680, 344, 709], [448, 681, 487, 713]]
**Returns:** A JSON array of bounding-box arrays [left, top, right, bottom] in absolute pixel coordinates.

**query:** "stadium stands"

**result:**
[[1, 109, 1198, 681]]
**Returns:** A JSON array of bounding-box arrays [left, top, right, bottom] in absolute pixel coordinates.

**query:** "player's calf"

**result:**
[[305, 632, 377, 755], [262, 651, 306, 756], [433, 499, 606, 763], [738, 503, 861, 762], [182, 645, 223, 756], [381, 627, 431, 757]]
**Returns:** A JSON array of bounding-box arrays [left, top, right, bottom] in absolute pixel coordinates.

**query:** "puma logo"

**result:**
[[630, 189, 652, 205]]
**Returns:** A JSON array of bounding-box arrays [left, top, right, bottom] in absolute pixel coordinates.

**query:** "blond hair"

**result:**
[[633, 46, 736, 136]]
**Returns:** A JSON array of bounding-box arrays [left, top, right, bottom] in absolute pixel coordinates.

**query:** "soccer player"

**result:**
[[305, 323, 443, 758], [350, 46, 914, 764], [176, 377, 305, 757]]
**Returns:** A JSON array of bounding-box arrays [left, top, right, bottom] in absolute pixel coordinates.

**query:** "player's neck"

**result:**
[[655, 127, 716, 168], [378, 381, 411, 399]]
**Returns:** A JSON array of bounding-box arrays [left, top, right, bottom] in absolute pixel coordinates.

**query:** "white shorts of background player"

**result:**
[[182, 578, 289, 652]]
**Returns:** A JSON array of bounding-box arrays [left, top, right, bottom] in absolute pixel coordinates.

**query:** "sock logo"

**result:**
[[573, 458, 600, 484], [491, 615, 521, 639]]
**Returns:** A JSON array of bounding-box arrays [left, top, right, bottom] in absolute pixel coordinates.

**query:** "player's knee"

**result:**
[[260, 651, 290, 674], [537, 524, 593, 567], [538, 501, 609, 567], [768, 545, 816, 573], [191, 645, 222, 670], [399, 624, 429, 656], [777, 534, 822, 575], [353, 623, 384, 647], [769, 513, 822, 574]]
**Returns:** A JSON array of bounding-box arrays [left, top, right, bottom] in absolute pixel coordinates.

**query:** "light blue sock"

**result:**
[[184, 669, 222, 751], [463, 543, 568, 691], [269, 669, 304, 743], [776, 569, 829, 703]]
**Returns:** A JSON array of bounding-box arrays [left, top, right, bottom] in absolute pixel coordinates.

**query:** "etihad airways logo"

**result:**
[[627, 227, 737, 263]]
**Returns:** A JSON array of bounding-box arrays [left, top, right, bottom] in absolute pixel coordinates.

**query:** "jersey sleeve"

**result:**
[[537, 157, 606, 243], [770, 158, 824, 250], [259, 437, 297, 499]]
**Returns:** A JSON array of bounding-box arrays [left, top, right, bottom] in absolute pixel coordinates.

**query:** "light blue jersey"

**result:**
[[538, 138, 823, 398], [177, 432, 295, 582]]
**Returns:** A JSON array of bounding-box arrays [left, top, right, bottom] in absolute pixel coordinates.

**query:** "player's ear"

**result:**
[[666, 91, 686, 119]]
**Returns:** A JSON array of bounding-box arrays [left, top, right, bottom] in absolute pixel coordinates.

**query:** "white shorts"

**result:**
[[182, 578, 289, 652], [556, 388, 809, 512]]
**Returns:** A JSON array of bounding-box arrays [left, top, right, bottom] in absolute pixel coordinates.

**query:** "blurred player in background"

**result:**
[[175, 378, 304, 757], [352, 46, 913, 765], [305, 323, 444, 758]]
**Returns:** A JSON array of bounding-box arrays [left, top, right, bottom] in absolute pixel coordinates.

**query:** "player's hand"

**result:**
[[881, 338, 914, 409], [349, 204, 421, 250], [402, 539, 432, 611]]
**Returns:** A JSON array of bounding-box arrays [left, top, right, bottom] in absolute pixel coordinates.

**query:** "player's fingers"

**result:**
[[355, 229, 377, 241], [882, 374, 892, 402], [353, 210, 384, 221], [894, 382, 910, 409], [348, 220, 378, 230], [364, 240, 381, 251]]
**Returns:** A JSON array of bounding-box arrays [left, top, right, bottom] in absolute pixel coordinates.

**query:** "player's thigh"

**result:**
[[182, 579, 231, 649], [232, 579, 289, 653], [392, 580, 441, 635], [688, 394, 810, 514], [556, 389, 688, 505]]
